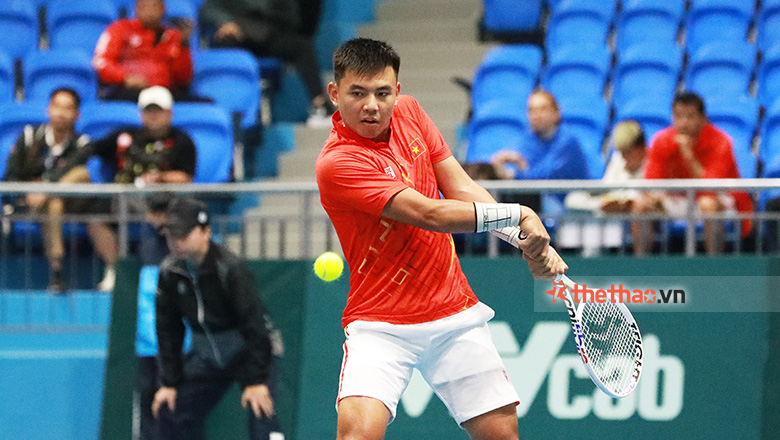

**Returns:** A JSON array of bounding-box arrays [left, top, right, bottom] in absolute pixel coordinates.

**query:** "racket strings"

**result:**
[[581, 302, 637, 394]]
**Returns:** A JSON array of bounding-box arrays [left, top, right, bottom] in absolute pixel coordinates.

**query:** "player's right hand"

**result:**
[[152, 386, 177, 418]]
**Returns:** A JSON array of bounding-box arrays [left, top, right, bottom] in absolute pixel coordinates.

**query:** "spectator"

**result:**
[[90, 86, 196, 186], [2, 88, 116, 293], [152, 197, 283, 440], [490, 90, 590, 250], [199, 0, 333, 127], [93, 0, 196, 102], [633, 92, 753, 255], [490, 90, 590, 182], [87, 86, 196, 291], [564, 120, 647, 254]]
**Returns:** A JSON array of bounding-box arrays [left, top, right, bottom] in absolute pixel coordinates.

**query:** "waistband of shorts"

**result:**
[[346, 302, 495, 335]]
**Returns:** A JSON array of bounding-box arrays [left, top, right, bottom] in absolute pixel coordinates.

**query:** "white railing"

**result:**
[[0, 178, 779, 288]]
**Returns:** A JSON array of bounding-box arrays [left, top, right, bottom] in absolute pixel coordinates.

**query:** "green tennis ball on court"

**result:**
[[314, 252, 344, 282]]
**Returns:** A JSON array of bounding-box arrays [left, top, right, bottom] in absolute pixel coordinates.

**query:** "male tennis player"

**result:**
[[316, 38, 567, 439]]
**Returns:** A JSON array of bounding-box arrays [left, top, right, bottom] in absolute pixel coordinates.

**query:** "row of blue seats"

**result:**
[[485, 0, 780, 51], [471, 40, 780, 113], [0, 0, 372, 68], [0, 47, 262, 128], [0, 100, 233, 183], [485, 0, 780, 55]]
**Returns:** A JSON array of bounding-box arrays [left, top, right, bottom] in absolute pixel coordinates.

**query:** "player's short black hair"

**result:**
[[49, 87, 81, 109], [673, 91, 706, 116], [333, 38, 400, 83]]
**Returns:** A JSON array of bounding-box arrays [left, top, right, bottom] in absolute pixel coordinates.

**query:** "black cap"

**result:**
[[164, 197, 209, 238]]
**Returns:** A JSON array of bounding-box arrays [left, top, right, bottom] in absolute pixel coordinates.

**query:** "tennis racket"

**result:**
[[554, 273, 643, 398]]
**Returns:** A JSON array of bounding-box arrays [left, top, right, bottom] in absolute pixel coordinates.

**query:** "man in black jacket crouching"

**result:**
[[152, 197, 283, 440]]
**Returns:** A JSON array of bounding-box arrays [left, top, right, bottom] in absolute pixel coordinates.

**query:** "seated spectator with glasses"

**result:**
[[2, 88, 117, 293]]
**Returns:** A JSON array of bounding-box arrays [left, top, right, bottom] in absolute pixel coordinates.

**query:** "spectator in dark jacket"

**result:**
[[152, 197, 283, 440], [199, 0, 333, 126], [3, 88, 117, 292]]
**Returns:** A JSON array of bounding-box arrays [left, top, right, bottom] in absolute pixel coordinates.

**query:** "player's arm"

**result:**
[[381, 157, 553, 261]]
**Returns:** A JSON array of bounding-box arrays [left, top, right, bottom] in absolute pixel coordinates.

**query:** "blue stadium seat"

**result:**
[[708, 96, 759, 178], [759, 45, 780, 106], [320, 0, 376, 24], [173, 103, 233, 183], [546, 0, 615, 50], [23, 49, 97, 103], [616, 0, 685, 52], [0, 51, 14, 103], [0, 101, 47, 178], [614, 96, 672, 142], [685, 0, 753, 55], [193, 49, 260, 127], [315, 21, 357, 72], [465, 102, 527, 164], [558, 96, 608, 179], [471, 45, 542, 111], [612, 42, 682, 111], [483, 0, 541, 34], [46, 0, 117, 53], [759, 100, 780, 170], [77, 101, 139, 139], [758, 0, 780, 53], [542, 44, 610, 102], [685, 41, 756, 105], [0, 0, 38, 59]]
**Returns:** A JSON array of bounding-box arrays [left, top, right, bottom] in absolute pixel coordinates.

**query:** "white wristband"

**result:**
[[473, 202, 522, 233], [490, 226, 528, 249]]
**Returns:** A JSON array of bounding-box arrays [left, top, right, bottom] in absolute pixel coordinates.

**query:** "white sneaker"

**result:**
[[97, 266, 116, 292], [305, 106, 332, 129]]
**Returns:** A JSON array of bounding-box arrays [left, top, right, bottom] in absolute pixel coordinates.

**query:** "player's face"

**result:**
[[166, 226, 210, 260], [672, 103, 706, 138], [47, 92, 79, 132], [328, 66, 400, 141]]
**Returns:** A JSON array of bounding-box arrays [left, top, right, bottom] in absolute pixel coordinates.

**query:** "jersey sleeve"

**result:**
[[643, 131, 669, 179], [316, 148, 409, 218]]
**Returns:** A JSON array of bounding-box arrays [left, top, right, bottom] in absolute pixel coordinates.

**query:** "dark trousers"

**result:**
[[154, 354, 281, 440], [137, 356, 159, 440]]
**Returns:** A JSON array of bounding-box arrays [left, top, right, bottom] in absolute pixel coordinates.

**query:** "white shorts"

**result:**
[[337, 302, 519, 426]]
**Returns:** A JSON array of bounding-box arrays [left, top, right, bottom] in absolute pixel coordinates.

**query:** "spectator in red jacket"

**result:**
[[633, 92, 753, 255], [93, 0, 195, 102]]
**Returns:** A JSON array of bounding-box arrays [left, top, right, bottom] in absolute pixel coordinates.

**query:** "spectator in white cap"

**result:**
[[84, 86, 198, 292]]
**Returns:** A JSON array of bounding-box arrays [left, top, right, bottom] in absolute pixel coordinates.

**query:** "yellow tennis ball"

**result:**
[[314, 252, 344, 282]]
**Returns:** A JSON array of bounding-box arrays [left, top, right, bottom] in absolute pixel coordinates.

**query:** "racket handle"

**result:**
[[555, 274, 575, 289]]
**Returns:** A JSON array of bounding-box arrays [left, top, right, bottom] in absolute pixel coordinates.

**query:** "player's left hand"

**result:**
[[524, 245, 567, 280], [241, 384, 275, 418]]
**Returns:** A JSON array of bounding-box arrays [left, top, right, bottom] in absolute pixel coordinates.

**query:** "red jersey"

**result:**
[[645, 123, 753, 234], [93, 19, 193, 89], [316, 95, 478, 327]]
